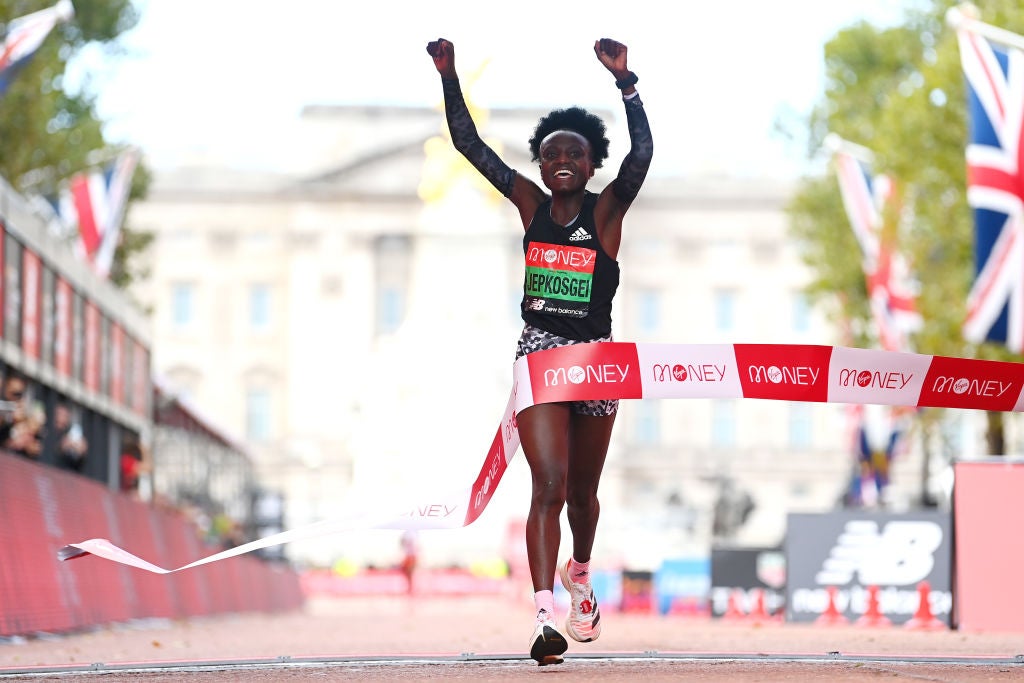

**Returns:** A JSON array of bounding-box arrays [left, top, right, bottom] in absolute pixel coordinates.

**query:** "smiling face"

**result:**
[[538, 130, 595, 193]]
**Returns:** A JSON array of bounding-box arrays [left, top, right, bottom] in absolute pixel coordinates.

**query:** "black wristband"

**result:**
[[614, 71, 638, 89]]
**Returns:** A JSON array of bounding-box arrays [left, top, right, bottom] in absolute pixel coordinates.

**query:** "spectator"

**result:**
[[400, 530, 420, 595], [0, 375, 44, 461], [211, 512, 245, 549], [0, 374, 27, 449], [119, 435, 152, 497], [9, 401, 45, 460], [45, 402, 88, 472]]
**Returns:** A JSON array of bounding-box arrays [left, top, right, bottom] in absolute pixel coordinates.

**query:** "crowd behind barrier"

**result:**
[[0, 175, 153, 490], [0, 175, 293, 637], [0, 367, 144, 490]]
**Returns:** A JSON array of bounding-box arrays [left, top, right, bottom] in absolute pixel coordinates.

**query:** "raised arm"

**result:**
[[594, 39, 653, 208], [591, 39, 653, 257], [426, 38, 518, 198]]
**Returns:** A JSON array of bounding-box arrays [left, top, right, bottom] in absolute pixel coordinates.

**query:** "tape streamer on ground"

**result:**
[[57, 342, 1024, 573]]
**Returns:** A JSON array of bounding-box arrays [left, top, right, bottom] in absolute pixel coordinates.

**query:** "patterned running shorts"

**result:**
[[515, 324, 619, 417]]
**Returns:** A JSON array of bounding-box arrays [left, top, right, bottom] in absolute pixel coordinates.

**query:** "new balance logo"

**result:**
[[815, 520, 943, 586], [569, 227, 592, 241]]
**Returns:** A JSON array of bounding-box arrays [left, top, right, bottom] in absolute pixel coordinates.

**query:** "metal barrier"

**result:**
[[0, 453, 302, 637]]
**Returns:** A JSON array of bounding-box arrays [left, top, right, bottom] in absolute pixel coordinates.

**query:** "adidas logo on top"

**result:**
[[569, 226, 591, 241]]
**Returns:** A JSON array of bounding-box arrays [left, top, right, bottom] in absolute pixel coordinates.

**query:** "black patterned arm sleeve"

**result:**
[[441, 78, 516, 198], [612, 94, 654, 204]]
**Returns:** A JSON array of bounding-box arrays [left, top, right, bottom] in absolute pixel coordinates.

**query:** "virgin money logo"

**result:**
[[525, 242, 595, 271], [544, 363, 629, 387], [838, 368, 913, 391], [528, 342, 643, 404], [747, 365, 819, 385], [920, 355, 1024, 411], [734, 344, 832, 402], [931, 376, 1010, 397], [652, 363, 726, 383]]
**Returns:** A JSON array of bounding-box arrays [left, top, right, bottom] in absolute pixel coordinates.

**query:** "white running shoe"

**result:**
[[528, 609, 567, 665], [559, 558, 602, 642]]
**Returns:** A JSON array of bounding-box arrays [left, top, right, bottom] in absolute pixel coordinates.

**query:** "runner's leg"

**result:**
[[518, 402, 572, 591], [566, 412, 616, 563]]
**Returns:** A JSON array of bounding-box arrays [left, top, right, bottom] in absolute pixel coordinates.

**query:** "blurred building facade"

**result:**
[[128, 102, 940, 570]]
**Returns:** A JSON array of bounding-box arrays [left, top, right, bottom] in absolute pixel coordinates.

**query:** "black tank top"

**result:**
[[521, 192, 620, 340]]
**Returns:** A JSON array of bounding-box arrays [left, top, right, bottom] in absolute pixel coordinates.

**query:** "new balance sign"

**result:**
[[784, 511, 951, 626]]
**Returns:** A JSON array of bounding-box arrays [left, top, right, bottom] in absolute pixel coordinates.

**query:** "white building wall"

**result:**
[[129, 104, 951, 571]]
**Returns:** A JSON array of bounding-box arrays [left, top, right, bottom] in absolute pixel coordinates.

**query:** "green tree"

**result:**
[[788, 1, 1024, 492], [0, 0, 151, 288]]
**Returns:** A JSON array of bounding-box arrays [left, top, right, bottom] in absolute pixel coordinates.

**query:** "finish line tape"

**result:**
[[57, 342, 1024, 573]]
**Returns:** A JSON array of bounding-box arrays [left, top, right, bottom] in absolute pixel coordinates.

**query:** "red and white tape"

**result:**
[[58, 342, 1024, 573]]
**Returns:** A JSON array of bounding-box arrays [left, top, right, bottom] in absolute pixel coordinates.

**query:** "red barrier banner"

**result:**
[[54, 277, 72, 377], [58, 343, 1024, 574], [0, 454, 302, 637], [20, 248, 41, 360], [83, 301, 100, 392], [110, 322, 124, 405]]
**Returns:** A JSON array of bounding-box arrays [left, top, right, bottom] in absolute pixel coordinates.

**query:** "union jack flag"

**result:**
[[957, 23, 1024, 352], [46, 149, 140, 280], [0, 0, 74, 95], [830, 136, 921, 352]]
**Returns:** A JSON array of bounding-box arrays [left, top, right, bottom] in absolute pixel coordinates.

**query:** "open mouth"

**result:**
[[553, 169, 575, 179]]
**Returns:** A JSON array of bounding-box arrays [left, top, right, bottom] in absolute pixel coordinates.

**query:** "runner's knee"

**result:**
[[566, 489, 599, 516], [531, 474, 567, 509]]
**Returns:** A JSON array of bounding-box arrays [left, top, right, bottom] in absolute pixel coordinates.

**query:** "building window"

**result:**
[[165, 229, 197, 246], [634, 401, 660, 445], [377, 285, 404, 335], [636, 288, 661, 335], [245, 231, 273, 249], [171, 282, 195, 330], [711, 400, 736, 448], [245, 388, 272, 441], [713, 289, 736, 332], [792, 291, 810, 333], [249, 283, 271, 332], [788, 403, 813, 449], [374, 235, 410, 337]]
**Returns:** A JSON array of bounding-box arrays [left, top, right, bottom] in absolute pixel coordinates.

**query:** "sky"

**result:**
[[71, 0, 912, 179]]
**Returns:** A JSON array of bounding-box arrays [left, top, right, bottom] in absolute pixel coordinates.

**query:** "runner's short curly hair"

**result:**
[[529, 107, 610, 169]]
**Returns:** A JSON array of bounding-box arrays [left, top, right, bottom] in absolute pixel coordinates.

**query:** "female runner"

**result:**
[[426, 36, 653, 665]]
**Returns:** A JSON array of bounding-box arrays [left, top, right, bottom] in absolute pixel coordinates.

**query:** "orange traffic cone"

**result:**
[[747, 588, 778, 625], [855, 585, 891, 627], [815, 585, 849, 626], [722, 588, 746, 620], [904, 581, 946, 630]]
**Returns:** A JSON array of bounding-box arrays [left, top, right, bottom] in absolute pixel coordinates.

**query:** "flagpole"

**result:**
[[823, 133, 875, 163], [947, 5, 1024, 52]]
